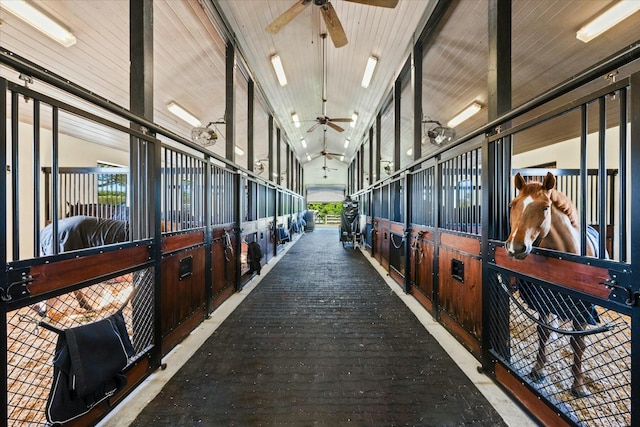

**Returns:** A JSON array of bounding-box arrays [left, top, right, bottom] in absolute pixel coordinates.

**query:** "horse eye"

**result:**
[[542, 206, 549, 211]]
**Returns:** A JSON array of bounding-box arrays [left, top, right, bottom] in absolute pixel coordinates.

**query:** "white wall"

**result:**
[[302, 155, 348, 188]]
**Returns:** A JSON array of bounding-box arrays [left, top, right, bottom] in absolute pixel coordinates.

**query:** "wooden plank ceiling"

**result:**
[[1, 0, 639, 182]]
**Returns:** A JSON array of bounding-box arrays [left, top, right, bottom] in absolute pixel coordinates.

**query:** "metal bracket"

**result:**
[[602, 277, 639, 307], [2, 268, 34, 302]]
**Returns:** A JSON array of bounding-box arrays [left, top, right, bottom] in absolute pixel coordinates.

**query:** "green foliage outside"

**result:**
[[307, 202, 343, 221]]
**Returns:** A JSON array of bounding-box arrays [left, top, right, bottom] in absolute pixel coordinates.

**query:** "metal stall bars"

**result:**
[[435, 144, 484, 357], [407, 159, 437, 313], [485, 75, 635, 427], [2, 77, 158, 427]]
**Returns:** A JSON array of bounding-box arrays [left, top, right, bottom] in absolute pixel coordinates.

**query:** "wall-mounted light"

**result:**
[[271, 54, 288, 86], [292, 112, 301, 128], [361, 55, 378, 88], [576, 1, 640, 43], [406, 148, 413, 156], [300, 138, 307, 148], [447, 102, 482, 128], [344, 138, 350, 148], [167, 102, 202, 127], [351, 112, 358, 128], [235, 146, 245, 156], [1, 0, 77, 47]]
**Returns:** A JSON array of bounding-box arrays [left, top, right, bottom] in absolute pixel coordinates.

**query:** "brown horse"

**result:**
[[505, 171, 600, 397]]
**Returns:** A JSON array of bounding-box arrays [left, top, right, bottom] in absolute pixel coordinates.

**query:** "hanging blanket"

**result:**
[[248, 241, 264, 275], [45, 310, 135, 424]]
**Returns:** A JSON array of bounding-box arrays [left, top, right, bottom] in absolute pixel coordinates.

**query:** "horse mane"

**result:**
[[549, 188, 579, 228]]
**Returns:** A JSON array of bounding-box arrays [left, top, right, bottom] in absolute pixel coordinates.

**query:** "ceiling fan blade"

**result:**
[[320, 3, 348, 48], [343, 0, 399, 7], [329, 118, 352, 123], [327, 121, 345, 132], [265, 1, 310, 34], [326, 152, 342, 157], [307, 122, 320, 133]]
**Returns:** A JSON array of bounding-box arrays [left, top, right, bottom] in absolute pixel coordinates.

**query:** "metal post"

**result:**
[[629, 70, 640, 427], [376, 112, 381, 182], [0, 78, 8, 427], [276, 128, 281, 185], [413, 43, 423, 161], [234, 172, 243, 291], [247, 79, 254, 172], [268, 116, 274, 179], [225, 41, 236, 163]]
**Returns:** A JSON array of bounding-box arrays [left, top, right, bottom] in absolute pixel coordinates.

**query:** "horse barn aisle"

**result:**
[[103, 228, 532, 426]]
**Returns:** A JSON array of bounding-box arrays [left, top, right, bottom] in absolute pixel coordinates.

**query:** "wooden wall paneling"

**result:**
[[28, 245, 150, 296], [494, 248, 611, 299], [211, 235, 227, 296], [379, 219, 390, 270], [440, 232, 481, 255], [438, 247, 483, 354], [161, 230, 205, 253], [495, 364, 571, 427], [160, 246, 206, 337]]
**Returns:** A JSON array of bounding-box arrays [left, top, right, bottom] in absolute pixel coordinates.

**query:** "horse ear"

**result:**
[[543, 172, 556, 190], [514, 173, 526, 190]]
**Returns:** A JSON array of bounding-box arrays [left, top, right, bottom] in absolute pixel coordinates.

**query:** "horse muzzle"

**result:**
[[505, 240, 529, 260]]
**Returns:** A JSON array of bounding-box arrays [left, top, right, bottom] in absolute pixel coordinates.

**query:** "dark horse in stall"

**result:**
[[505, 172, 603, 398], [34, 216, 129, 315]]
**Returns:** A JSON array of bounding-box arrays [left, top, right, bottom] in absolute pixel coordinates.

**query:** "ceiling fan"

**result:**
[[266, 0, 399, 48], [307, 33, 351, 133], [316, 128, 342, 160], [307, 115, 351, 133], [321, 156, 337, 179]]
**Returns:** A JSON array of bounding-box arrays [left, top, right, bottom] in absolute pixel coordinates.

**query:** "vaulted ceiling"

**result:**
[[1, 1, 639, 186]]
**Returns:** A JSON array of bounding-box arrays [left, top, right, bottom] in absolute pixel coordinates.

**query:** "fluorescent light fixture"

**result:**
[[235, 146, 245, 156], [576, 1, 640, 43], [340, 154, 345, 162], [361, 56, 378, 88], [292, 112, 300, 128], [351, 112, 358, 128], [1, 0, 77, 47], [406, 148, 413, 156], [167, 102, 202, 127], [306, 153, 311, 161], [447, 102, 482, 128], [344, 139, 350, 148], [300, 138, 307, 148], [271, 54, 288, 86]]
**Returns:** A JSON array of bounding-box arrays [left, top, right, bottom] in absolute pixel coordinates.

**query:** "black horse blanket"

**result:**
[[247, 241, 263, 275], [40, 215, 129, 255], [45, 310, 135, 423]]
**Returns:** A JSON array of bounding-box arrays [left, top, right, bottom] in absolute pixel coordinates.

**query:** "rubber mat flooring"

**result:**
[[131, 228, 508, 426]]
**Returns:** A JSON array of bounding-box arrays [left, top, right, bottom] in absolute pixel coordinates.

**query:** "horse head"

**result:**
[[505, 172, 556, 259]]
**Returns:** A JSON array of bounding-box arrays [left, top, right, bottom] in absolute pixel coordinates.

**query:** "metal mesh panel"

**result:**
[[488, 270, 631, 426], [6, 268, 154, 426]]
